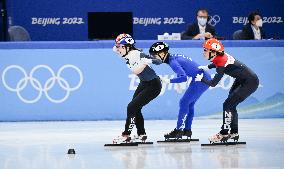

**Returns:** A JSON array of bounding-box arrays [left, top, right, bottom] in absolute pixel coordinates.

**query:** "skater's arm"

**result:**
[[149, 58, 163, 65], [201, 67, 225, 87], [128, 60, 147, 75], [208, 63, 216, 69], [198, 63, 215, 70], [126, 52, 148, 75], [141, 53, 163, 65], [169, 60, 187, 83]]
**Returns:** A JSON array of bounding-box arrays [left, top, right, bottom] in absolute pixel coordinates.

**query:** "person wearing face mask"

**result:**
[[242, 11, 266, 40], [181, 9, 216, 40], [112, 33, 162, 144]]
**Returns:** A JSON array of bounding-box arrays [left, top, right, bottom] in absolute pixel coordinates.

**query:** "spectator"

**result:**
[[242, 11, 266, 40], [181, 9, 216, 40]]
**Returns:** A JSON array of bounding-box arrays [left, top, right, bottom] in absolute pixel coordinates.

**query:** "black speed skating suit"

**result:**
[[201, 53, 259, 134]]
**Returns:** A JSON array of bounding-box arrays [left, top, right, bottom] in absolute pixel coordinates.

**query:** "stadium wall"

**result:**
[[0, 40, 283, 121]]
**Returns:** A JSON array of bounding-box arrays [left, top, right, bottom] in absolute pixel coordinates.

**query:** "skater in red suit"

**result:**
[[195, 38, 259, 143]]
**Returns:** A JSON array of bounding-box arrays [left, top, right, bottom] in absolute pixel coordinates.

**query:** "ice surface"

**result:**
[[0, 119, 283, 169]]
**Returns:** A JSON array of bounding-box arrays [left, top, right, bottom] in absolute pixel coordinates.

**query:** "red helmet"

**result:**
[[203, 38, 224, 53]]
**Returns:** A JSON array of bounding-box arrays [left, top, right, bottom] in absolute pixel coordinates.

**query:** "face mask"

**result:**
[[198, 17, 207, 26], [256, 19, 263, 27]]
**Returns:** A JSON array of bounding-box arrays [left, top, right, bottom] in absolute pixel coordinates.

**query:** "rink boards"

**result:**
[[0, 40, 284, 121]]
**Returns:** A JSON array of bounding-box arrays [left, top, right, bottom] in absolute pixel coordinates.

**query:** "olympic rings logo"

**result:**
[[2, 65, 83, 104], [208, 15, 221, 27]]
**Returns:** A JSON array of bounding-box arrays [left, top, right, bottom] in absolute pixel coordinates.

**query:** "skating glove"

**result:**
[[160, 77, 170, 84], [198, 65, 209, 70], [175, 83, 183, 94], [141, 58, 152, 65], [195, 73, 204, 82]]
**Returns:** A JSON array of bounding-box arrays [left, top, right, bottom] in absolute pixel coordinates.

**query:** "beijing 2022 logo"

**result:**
[[2, 64, 83, 104]]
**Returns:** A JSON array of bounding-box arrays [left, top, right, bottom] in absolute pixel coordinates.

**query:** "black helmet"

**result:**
[[149, 42, 169, 55]]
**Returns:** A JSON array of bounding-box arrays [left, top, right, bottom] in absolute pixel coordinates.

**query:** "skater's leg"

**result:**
[[221, 78, 259, 134], [132, 82, 145, 99], [210, 90, 247, 142], [132, 83, 146, 134], [221, 94, 243, 134], [225, 80, 242, 134], [210, 77, 259, 143], [182, 101, 195, 138], [165, 83, 203, 139], [135, 78, 161, 135], [176, 87, 193, 130], [184, 82, 208, 130], [123, 83, 145, 135], [184, 101, 195, 130], [135, 110, 145, 135], [229, 79, 242, 95], [124, 78, 161, 135], [230, 106, 238, 134]]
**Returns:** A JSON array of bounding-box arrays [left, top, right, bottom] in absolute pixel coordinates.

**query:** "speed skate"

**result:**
[[201, 133, 246, 146], [157, 130, 199, 143], [132, 135, 153, 145], [104, 135, 152, 147], [157, 138, 199, 143], [157, 134, 199, 143], [104, 135, 138, 147]]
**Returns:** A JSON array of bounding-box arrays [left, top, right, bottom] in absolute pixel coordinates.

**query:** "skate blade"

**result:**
[[104, 143, 138, 147], [134, 141, 153, 145], [157, 138, 199, 143], [201, 141, 246, 146]]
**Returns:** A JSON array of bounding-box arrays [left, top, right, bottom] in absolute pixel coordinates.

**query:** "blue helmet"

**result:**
[[115, 33, 135, 46]]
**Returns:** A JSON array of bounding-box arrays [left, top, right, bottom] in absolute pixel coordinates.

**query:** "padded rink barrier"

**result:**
[[0, 40, 284, 121]]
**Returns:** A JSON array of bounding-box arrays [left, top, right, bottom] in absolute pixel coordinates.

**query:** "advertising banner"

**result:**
[[0, 41, 283, 121], [6, 0, 284, 40]]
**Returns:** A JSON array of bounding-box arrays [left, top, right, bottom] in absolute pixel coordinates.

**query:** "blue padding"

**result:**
[[0, 44, 284, 121], [0, 40, 284, 49]]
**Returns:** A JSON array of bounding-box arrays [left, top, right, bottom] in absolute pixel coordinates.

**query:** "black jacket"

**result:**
[[242, 24, 266, 40], [181, 22, 216, 40]]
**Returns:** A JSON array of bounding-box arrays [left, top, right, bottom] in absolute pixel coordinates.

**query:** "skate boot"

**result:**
[[229, 133, 239, 142], [208, 132, 229, 144], [138, 134, 147, 142], [133, 134, 147, 143], [113, 133, 131, 144], [183, 129, 192, 139], [164, 129, 183, 140]]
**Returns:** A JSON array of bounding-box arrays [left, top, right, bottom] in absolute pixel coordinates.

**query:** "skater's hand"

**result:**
[[160, 77, 170, 84], [141, 58, 152, 65], [195, 73, 203, 82], [175, 83, 183, 94], [204, 32, 213, 39], [198, 65, 209, 70]]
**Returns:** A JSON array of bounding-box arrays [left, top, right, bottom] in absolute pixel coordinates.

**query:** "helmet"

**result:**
[[115, 33, 135, 46], [149, 42, 169, 55], [203, 38, 224, 53]]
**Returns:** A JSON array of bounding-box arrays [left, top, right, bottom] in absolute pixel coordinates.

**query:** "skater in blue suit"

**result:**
[[149, 42, 211, 139]]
